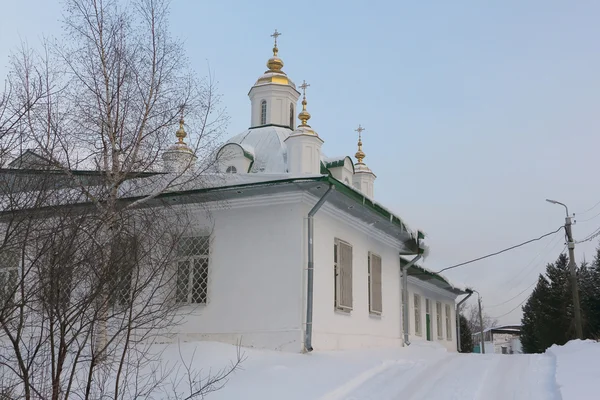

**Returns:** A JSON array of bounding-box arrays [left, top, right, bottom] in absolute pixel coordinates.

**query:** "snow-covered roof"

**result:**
[[401, 256, 470, 296], [225, 126, 292, 173], [480, 325, 522, 334]]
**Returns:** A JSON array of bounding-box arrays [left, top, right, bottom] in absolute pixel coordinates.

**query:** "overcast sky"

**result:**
[[2, 0, 599, 325]]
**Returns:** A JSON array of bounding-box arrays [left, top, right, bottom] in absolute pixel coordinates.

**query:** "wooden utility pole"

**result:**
[[565, 214, 584, 339], [546, 199, 583, 339]]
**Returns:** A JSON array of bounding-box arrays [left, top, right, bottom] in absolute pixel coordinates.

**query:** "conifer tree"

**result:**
[[521, 275, 551, 353], [458, 314, 473, 353], [580, 247, 600, 338]]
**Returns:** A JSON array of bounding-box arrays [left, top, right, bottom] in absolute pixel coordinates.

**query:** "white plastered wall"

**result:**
[[407, 277, 459, 352], [167, 195, 305, 352], [306, 197, 404, 351]]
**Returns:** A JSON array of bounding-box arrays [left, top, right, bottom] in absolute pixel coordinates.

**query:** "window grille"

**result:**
[[109, 236, 137, 309], [414, 294, 421, 335], [368, 252, 382, 314], [334, 239, 352, 311], [445, 304, 452, 340], [176, 236, 209, 304], [0, 250, 18, 302]]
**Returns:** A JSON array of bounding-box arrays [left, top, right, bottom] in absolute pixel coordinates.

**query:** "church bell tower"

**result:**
[[248, 30, 300, 129]]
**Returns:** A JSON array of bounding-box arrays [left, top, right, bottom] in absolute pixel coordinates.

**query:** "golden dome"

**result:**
[[176, 116, 187, 144], [298, 81, 312, 127], [298, 99, 311, 126], [255, 29, 292, 87], [354, 125, 366, 164], [355, 143, 365, 164], [267, 46, 284, 72]]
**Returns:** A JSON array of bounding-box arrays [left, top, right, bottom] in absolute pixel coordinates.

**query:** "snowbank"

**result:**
[[157, 341, 449, 400], [546, 339, 600, 400]]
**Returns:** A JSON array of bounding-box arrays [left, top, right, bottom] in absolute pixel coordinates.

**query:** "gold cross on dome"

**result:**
[[355, 124, 365, 139], [300, 80, 310, 98], [271, 29, 281, 46]]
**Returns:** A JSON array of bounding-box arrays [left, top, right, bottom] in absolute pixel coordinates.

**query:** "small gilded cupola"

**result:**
[[248, 30, 300, 129], [352, 124, 376, 197], [284, 81, 324, 175], [162, 111, 198, 173]]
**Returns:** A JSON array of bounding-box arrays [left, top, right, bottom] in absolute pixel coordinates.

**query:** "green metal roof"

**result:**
[[0, 173, 425, 255], [400, 256, 468, 296]]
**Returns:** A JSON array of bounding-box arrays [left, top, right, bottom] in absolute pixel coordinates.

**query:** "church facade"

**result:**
[[160, 32, 468, 352]]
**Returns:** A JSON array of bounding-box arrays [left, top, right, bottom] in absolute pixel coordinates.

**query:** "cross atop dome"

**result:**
[[265, 29, 285, 73], [299, 80, 310, 98], [355, 124, 365, 139], [298, 80, 312, 127], [354, 124, 366, 164], [271, 29, 281, 54]]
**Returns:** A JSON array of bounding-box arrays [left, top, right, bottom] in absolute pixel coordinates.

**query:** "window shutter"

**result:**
[[337, 241, 353, 310], [369, 253, 382, 314]]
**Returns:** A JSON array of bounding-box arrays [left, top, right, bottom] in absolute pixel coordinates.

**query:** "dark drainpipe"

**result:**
[[304, 184, 334, 352]]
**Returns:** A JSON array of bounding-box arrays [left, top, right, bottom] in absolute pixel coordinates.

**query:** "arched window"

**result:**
[[260, 100, 267, 125], [289, 103, 294, 128], [226, 166, 237, 174]]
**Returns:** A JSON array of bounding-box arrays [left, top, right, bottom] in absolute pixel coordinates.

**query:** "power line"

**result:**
[[577, 209, 600, 223], [488, 244, 567, 309], [576, 199, 600, 216], [490, 296, 529, 320], [575, 227, 600, 244], [488, 281, 537, 309], [436, 226, 565, 274], [501, 231, 563, 290]]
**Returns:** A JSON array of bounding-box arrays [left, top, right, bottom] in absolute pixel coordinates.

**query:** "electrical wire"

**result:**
[[490, 297, 529, 320], [577, 209, 600, 223], [435, 226, 565, 273], [488, 244, 567, 309], [576, 199, 600, 216], [575, 225, 600, 244], [500, 231, 564, 290]]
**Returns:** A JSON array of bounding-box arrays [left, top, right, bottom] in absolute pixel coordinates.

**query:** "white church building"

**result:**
[[155, 32, 468, 353], [1, 32, 468, 353]]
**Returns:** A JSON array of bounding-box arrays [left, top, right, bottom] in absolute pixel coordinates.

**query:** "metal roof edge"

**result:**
[[400, 256, 468, 296]]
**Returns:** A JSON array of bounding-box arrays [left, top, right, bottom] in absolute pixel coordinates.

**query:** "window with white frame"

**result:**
[[414, 294, 422, 335], [0, 250, 19, 302], [226, 165, 237, 174], [368, 252, 382, 314], [176, 236, 209, 304], [334, 239, 353, 311], [436, 301, 443, 339], [445, 304, 452, 340], [260, 100, 267, 125]]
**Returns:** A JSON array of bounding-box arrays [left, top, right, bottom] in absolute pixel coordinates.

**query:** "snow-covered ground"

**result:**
[[160, 339, 599, 400]]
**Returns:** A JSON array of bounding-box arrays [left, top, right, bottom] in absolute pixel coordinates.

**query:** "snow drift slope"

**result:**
[[158, 340, 597, 400]]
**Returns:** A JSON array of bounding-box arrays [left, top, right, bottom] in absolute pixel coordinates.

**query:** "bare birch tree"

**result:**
[[0, 0, 242, 398]]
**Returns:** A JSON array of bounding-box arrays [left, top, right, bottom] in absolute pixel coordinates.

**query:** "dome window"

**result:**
[[289, 103, 294, 129], [226, 166, 237, 174], [260, 100, 267, 125]]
